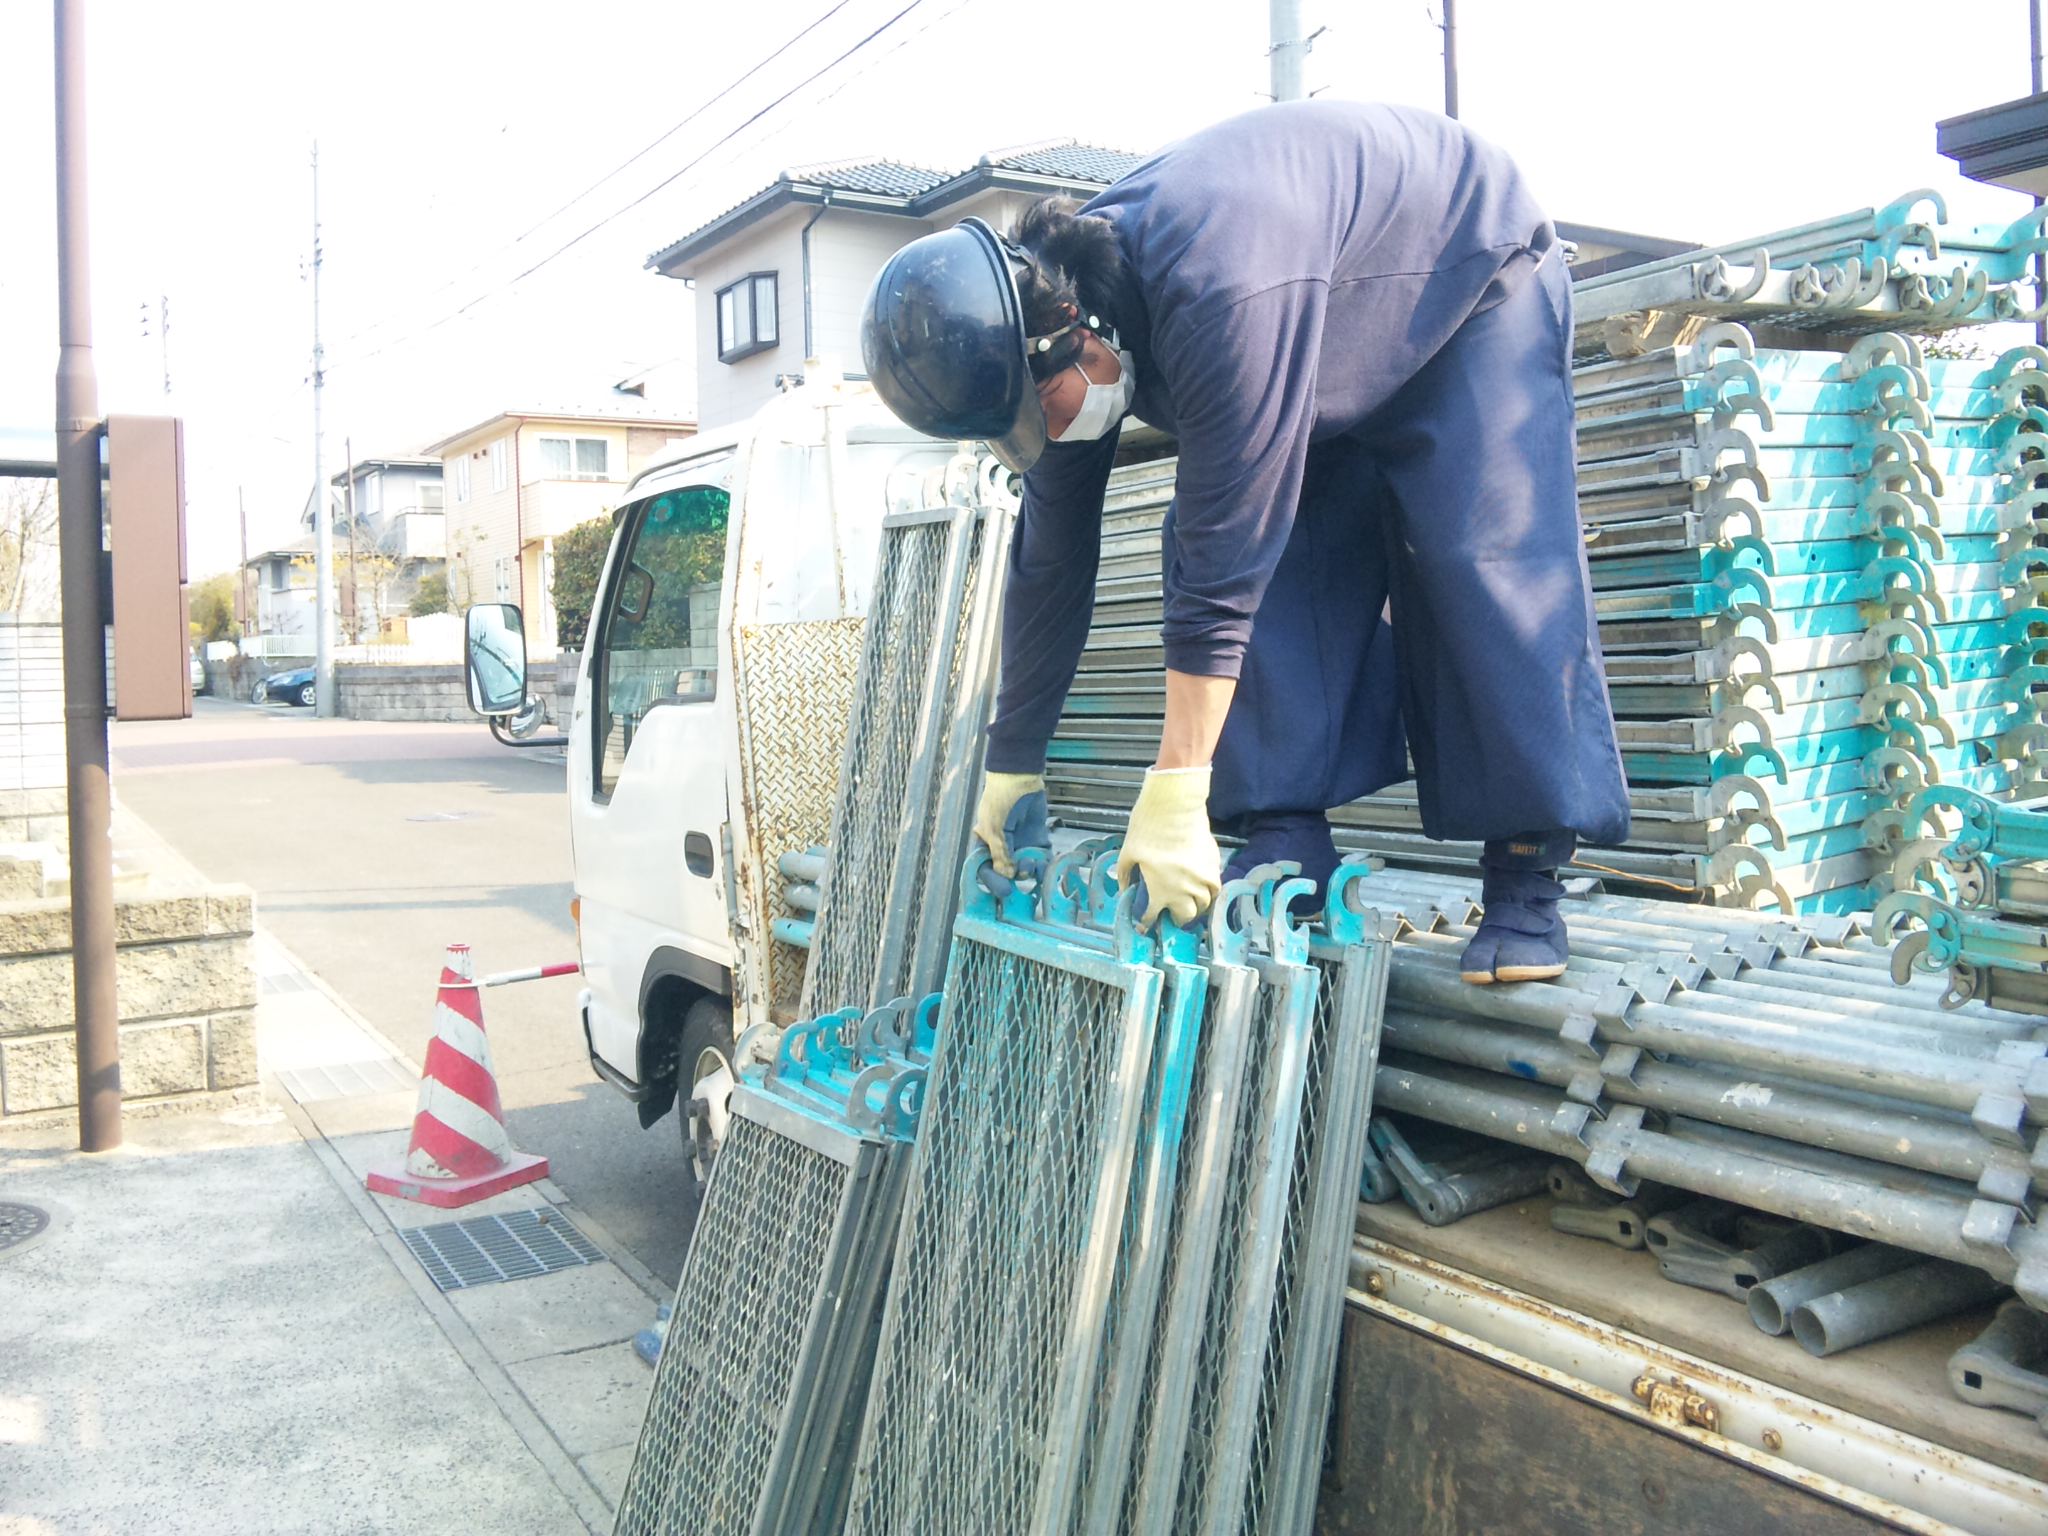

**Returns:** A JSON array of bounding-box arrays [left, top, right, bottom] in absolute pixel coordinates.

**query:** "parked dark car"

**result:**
[[255, 666, 316, 707]]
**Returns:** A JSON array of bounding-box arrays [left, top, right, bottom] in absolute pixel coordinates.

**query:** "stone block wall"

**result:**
[[0, 787, 68, 846], [203, 654, 315, 703], [333, 662, 472, 723], [0, 883, 258, 1119]]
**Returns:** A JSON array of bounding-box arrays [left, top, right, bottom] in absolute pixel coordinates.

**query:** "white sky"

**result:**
[[0, 0, 2038, 577]]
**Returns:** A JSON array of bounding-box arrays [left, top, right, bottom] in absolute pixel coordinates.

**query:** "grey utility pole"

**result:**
[[1269, 0, 1306, 102], [311, 143, 335, 716], [53, 0, 121, 1152], [1441, 0, 1460, 119]]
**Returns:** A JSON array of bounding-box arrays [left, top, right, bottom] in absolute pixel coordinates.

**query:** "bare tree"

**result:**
[[0, 477, 61, 621]]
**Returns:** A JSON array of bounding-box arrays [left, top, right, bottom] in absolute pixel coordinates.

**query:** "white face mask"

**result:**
[[1051, 346, 1136, 444]]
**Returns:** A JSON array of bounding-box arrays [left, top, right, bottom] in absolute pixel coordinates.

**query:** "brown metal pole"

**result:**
[[54, 0, 121, 1152]]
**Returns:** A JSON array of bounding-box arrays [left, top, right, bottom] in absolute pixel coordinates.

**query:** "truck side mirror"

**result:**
[[465, 602, 528, 716]]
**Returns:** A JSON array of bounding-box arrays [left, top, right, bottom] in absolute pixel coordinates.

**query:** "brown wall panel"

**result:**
[[106, 414, 190, 721]]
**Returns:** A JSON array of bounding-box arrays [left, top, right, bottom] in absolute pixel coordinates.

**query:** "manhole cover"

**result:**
[[401, 1209, 605, 1292], [0, 1202, 53, 1257]]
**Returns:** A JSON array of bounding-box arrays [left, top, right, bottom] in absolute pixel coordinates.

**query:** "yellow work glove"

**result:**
[[972, 771, 1046, 878], [1115, 766, 1222, 928]]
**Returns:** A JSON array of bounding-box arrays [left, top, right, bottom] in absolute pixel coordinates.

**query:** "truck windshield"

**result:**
[[593, 483, 730, 797]]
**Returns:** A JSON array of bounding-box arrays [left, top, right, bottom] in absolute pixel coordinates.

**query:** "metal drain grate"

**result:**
[[0, 1201, 52, 1256], [400, 1209, 604, 1291]]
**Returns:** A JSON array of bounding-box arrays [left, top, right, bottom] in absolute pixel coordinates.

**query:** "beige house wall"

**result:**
[[691, 209, 808, 430], [438, 414, 696, 659], [682, 187, 1044, 432], [441, 427, 520, 611]]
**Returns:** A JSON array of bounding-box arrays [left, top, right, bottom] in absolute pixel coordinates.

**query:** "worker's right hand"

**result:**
[[973, 771, 1048, 878]]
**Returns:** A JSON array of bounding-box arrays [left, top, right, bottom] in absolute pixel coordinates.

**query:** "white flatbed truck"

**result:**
[[465, 378, 2048, 1533]]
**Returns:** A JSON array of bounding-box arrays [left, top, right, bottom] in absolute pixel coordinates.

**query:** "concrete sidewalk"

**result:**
[[0, 930, 663, 1535]]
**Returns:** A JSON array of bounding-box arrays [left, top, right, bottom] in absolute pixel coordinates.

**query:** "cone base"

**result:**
[[366, 1150, 549, 1209]]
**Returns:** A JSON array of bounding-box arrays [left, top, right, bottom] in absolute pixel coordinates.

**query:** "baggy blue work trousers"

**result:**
[[1203, 254, 1630, 848]]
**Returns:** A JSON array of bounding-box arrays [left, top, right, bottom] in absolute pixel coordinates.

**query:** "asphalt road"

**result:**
[[110, 695, 699, 1285]]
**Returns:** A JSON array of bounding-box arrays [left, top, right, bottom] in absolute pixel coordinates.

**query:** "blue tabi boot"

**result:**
[[1221, 810, 1341, 916], [1461, 831, 1575, 985]]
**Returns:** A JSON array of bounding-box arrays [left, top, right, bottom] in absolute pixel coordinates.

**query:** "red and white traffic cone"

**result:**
[[367, 943, 548, 1208]]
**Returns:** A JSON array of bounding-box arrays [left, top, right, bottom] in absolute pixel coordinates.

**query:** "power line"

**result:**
[[337, 0, 929, 370], [336, 0, 863, 352], [725, 0, 984, 166]]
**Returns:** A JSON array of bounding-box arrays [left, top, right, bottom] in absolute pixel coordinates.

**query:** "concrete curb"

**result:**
[[271, 1087, 613, 1534], [258, 925, 664, 1525]]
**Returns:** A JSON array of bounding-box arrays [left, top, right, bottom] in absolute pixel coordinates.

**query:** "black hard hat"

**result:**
[[861, 217, 1046, 474]]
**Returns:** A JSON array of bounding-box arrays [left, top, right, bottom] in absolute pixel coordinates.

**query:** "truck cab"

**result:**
[[467, 380, 957, 1171]]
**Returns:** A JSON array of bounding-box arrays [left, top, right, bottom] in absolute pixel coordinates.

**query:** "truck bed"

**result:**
[[1351, 1198, 2045, 1481], [1332, 1196, 2048, 1531]]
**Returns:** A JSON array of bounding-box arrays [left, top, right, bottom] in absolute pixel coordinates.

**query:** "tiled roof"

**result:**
[[648, 138, 1144, 271], [982, 143, 1147, 183], [780, 158, 953, 198]]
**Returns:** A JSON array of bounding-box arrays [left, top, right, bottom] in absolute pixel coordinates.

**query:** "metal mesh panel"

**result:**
[[1238, 963, 1338, 1535], [803, 518, 958, 1016], [613, 1110, 862, 1536], [893, 530, 986, 987], [845, 931, 1160, 1534], [1116, 960, 1258, 1535], [730, 617, 867, 1019], [1070, 955, 1212, 1530], [1244, 939, 1390, 1536], [1166, 978, 1283, 1531], [1125, 955, 1316, 1536]]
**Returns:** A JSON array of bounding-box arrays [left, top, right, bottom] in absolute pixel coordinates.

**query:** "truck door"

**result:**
[[572, 480, 735, 1082]]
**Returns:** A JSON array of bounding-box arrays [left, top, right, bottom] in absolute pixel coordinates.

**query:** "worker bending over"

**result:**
[[861, 100, 1628, 983]]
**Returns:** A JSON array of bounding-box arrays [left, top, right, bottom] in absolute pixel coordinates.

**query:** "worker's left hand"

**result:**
[[1115, 766, 1223, 928]]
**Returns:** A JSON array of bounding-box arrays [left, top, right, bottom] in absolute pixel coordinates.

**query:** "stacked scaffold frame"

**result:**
[[842, 846, 1393, 1536], [1049, 191, 2048, 914]]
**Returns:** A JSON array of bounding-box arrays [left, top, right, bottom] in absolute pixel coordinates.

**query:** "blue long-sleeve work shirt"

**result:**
[[983, 101, 1553, 775]]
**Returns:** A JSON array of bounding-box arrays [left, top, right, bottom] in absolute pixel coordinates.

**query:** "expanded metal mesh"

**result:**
[[1244, 942, 1389, 1536], [730, 617, 867, 1018], [1116, 960, 1257, 1535], [613, 1110, 862, 1536], [1239, 961, 1339, 1535], [895, 531, 988, 990], [845, 934, 1157, 1534], [1168, 981, 1269, 1530], [803, 517, 962, 1017]]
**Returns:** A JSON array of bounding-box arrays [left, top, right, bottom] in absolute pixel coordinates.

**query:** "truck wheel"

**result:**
[[676, 995, 735, 1196]]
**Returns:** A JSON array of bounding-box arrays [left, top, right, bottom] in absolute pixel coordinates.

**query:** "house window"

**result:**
[[537, 435, 611, 481], [489, 438, 509, 492], [494, 556, 513, 602], [451, 455, 471, 503], [715, 272, 778, 363]]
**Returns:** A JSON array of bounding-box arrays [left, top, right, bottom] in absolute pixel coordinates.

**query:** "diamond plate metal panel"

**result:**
[[730, 617, 866, 1020]]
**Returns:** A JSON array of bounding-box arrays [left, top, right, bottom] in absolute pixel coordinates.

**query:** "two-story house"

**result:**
[[324, 455, 447, 638], [423, 408, 696, 657], [645, 141, 1146, 431], [646, 135, 1697, 432]]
